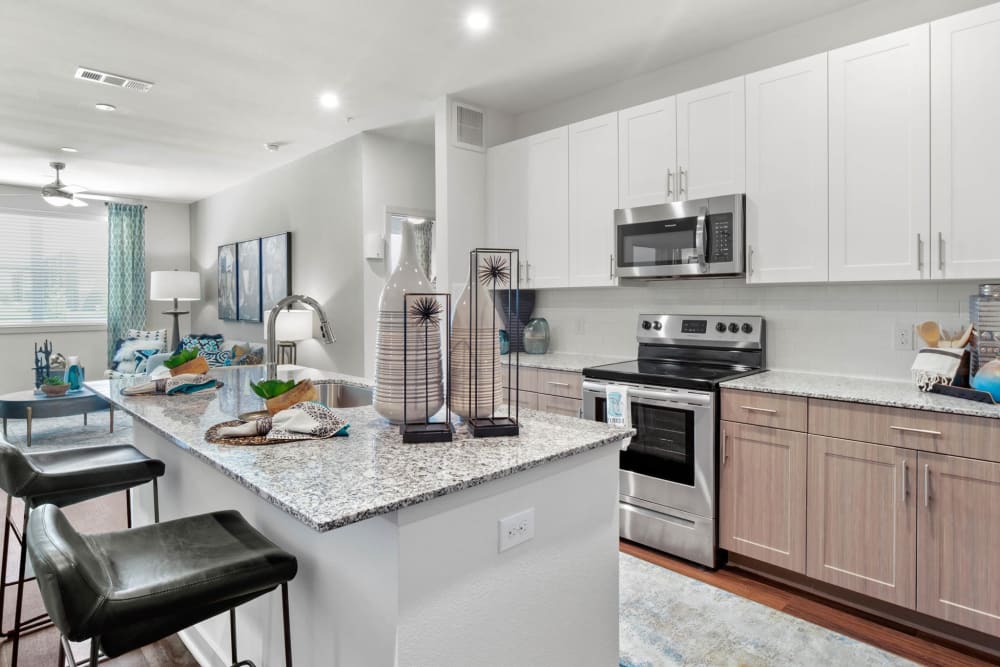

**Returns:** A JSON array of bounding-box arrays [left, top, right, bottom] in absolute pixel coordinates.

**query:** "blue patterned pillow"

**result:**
[[179, 335, 230, 367], [132, 349, 162, 374]]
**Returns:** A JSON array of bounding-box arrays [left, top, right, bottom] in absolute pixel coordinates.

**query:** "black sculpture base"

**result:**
[[468, 417, 519, 438], [401, 422, 454, 443]]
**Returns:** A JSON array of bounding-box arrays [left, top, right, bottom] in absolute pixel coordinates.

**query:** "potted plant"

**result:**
[[41, 376, 70, 397], [163, 348, 210, 377], [250, 378, 318, 415]]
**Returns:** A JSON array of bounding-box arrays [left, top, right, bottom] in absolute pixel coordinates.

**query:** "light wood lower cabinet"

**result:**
[[537, 393, 582, 418], [917, 452, 1000, 636], [806, 435, 916, 608], [720, 421, 807, 573], [503, 367, 581, 417]]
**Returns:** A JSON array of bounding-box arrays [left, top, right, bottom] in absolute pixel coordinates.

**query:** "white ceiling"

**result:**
[[0, 0, 865, 203]]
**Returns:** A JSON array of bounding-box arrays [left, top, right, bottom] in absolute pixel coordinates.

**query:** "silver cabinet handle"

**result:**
[[526, 262, 532, 281], [609, 253, 614, 280], [741, 405, 777, 414], [666, 169, 674, 198], [938, 232, 945, 271], [901, 459, 907, 502], [748, 245, 754, 278], [722, 428, 728, 464], [547, 381, 570, 387], [518, 261, 525, 284], [924, 464, 930, 507], [917, 233, 924, 272], [679, 167, 686, 197], [889, 425, 942, 436]]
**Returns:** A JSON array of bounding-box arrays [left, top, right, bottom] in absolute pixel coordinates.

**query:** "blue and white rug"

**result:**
[[620, 553, 915, 666]]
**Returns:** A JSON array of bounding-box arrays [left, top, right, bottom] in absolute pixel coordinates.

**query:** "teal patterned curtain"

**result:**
[[107, 203, 146, 362]]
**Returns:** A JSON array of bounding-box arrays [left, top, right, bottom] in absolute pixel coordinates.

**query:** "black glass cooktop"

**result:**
[[583, 358, 763, 390]]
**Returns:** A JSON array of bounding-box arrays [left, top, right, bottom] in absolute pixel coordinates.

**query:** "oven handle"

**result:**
[[582, 381, 712, 408]]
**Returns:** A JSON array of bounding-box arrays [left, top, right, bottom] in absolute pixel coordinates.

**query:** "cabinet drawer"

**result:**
[[502, 366, 538, 393], [536, 369, 582, 399], [721, 389, 808, 432], [505, 390, 538, 411], [538, 394, 582, 418], [809, 399, 1000, 463]]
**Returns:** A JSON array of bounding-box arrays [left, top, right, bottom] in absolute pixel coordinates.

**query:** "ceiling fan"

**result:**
[[0, 162, 94, 208]]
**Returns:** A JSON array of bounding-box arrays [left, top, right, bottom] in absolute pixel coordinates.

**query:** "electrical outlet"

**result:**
[[893, 323, 913, 351], [498, 508, 535, 552]]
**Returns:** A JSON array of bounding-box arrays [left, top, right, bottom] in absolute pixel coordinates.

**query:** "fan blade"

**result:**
[[61, 184, 87, 194], [68, 197, 89, 207], [0, 193, 36, 197]]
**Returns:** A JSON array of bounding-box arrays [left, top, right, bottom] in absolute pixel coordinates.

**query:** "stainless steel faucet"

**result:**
[[266, 294, 336, 380]]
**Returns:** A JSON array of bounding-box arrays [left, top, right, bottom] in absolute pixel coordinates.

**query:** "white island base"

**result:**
[[129, 421, 620, 667]]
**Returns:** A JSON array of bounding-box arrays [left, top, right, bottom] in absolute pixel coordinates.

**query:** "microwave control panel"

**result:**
[[708, 214, 733, 263]]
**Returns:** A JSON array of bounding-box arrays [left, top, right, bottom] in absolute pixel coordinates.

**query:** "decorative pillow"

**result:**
[[177, 333, 224, 356], [179, 336, 231, 367], [132, 349, 162, 374], [126, 328, 168, 345], [113, 339, 166, 373], [231, 344, 265, 366]]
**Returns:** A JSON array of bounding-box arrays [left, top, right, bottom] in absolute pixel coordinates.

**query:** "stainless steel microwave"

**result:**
[[614, 194, 744, 279]]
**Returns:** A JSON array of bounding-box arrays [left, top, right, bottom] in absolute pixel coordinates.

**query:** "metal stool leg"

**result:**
[[89, 636, 100, 667], [153, 477, 160, 523], [0, 494, 11, 633], [60, 635, 75, 667], [229, 606, 256, 667], [125, 488, 132, 529], [282, 582, 293, 667], [10, 504, 29, 667]]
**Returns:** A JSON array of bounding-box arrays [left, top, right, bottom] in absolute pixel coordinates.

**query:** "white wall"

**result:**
[[189, 139, 366, 376], [532, 279, 981, 381], [360, 132, 435, 376], [0, 184, 190, 394], [512, 0, 994, 138]]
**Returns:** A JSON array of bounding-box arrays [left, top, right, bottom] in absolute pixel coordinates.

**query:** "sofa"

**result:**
[[107, 331, 265, 379]]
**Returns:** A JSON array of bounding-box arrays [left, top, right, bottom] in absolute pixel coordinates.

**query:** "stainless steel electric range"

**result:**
[[581, 314, 765, 568]]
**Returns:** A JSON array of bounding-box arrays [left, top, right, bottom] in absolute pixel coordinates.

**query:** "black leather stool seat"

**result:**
[[0, 444, 165, 507], [28, 505, 298, 657]]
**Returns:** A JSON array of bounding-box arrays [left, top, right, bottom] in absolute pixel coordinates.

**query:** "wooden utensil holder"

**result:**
[[265, 379, 318, 415], [169, 356, 210, 377]]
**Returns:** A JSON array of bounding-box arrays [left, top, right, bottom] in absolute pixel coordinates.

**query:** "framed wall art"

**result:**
[[261, 232, 292, 314], [217, 243, 238, 321], [237, 238, 262, 322]]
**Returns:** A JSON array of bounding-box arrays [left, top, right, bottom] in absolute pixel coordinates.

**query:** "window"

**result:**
[[0, 211, 108, 327]]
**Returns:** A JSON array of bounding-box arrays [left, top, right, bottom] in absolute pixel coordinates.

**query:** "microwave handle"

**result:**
[[695, 207, 707, 272]]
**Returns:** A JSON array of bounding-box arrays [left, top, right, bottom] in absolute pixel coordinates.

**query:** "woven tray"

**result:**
[[205, 420, 313, 446]]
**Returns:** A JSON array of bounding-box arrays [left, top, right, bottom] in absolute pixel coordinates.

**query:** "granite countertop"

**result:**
[[721, 370, 1000, 420], [500, 351, 630, 373], [88, 366, 632, 533]]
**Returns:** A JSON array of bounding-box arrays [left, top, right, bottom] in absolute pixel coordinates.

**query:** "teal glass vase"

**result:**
[[523, 318, 550, 354], [64, 356, 84, 391]]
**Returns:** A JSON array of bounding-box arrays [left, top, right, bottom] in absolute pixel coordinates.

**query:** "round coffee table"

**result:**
[[0, 387, 113, 447]]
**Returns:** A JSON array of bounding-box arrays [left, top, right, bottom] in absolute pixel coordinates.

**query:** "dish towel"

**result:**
[[217, 401, 350, 440], [605, 385, 632, 451], [911, 347, 965, 391], [121, 373, 217, 396]]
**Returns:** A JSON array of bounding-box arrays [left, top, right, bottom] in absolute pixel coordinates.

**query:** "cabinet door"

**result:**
[[526, 127, 569, 288], [569, 113, 619, 287], [719, 421, 807, 573], [917, 452, 1000, 636], [676, 77, 746, 200], [487, 138, 529, 283], [930, 4, 1000, 279], [807, 436, 916, 608], [618, 97, 677, 207], [829, 25, 930, 282], [746, 55, 828, 284]]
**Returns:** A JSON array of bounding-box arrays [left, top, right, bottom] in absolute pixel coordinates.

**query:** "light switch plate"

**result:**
[[498, 508, 535, 552]]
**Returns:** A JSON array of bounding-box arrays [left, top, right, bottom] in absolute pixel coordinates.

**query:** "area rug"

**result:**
[[620, 553, 915, 667]]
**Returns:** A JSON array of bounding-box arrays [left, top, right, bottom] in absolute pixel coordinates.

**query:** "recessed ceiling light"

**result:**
[[319, 92, 340, 110], [60, 147, 78, 153], [465, 9, 491, 33], [95, 103, 116, 111]]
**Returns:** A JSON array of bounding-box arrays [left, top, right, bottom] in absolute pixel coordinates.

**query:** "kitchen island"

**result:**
[[89, 366, 631, 667]]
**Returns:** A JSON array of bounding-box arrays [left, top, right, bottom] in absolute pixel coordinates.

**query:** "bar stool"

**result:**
[[27, 504, 297, 667], [0, 438, 164, 667]]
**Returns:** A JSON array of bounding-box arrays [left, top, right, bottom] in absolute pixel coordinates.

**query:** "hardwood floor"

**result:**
[[621, 540, 999, 667]]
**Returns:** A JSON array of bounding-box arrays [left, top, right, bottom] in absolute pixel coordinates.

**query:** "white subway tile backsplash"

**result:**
[[530, 280, 984, 380]]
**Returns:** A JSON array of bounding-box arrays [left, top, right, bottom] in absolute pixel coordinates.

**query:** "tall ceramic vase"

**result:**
[[449, 270, 505, 419], [374, 223, 443, 423]]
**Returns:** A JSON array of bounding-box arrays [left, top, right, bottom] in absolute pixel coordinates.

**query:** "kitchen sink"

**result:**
[[314, 381, 373, 408]]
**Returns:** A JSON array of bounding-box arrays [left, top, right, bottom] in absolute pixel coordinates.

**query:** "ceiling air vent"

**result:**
[[74, 67, 154, 93], [452, 101, 485, 152]]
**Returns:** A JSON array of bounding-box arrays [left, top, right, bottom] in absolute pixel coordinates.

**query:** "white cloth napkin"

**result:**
[[605, 385, 632, 451], [216, 402, 349, 440], [911, 347, 965, 391]]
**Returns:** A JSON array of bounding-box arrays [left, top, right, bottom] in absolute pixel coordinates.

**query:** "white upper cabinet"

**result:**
[[931, 3, 1000, 280], [569, 113, 619, 287], [527, 127, 570, 288], [828, 25, 930, 282], [487, 137, 529, 283], [746, 54, 829, 284], [618, 97, 677, 207], [677, 77, 746, 200]]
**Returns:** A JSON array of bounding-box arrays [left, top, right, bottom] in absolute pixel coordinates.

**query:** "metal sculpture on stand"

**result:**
[[402, 292, 453, 443], [32, 339, 54, 393], [466, 248, 520, 437]]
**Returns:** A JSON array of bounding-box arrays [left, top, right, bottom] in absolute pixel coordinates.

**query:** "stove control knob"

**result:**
[[715, 322, 727, 333], [741, 322, 753, 334], [653, 321, 663, 331], [642, 320, 652, 330], [728, 322, 739, 333]]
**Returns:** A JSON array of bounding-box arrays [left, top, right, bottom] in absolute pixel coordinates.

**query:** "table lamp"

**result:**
[[150, 270, 201, 351], [274, 309, 313, 365]]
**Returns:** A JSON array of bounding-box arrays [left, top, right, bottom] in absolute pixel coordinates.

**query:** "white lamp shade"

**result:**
[[275, 309, 314, 341], [150, 271, 201, 301]]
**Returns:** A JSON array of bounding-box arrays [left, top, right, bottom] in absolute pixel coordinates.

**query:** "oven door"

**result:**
[[619, 387, 716, 519]]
